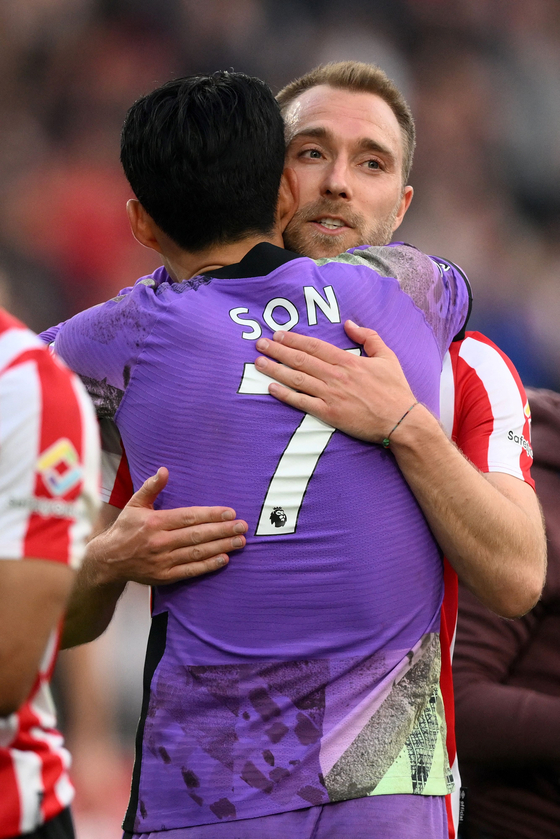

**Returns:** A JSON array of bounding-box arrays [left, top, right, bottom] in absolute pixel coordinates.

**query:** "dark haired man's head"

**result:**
[[121, 72, 286, 253]]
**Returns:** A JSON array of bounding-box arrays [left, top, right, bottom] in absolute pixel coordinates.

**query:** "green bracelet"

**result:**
[[382, 401, 419, 448]]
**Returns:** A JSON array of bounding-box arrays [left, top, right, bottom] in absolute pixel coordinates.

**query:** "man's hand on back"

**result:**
[[255, 319, 418, 443], [89, 467, 248, 587]]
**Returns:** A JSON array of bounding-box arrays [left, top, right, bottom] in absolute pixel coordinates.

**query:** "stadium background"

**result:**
[[1, 0, 558, 836]]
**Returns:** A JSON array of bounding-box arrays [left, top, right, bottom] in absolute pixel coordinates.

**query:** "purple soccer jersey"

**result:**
[[54, 243, 469, 834]]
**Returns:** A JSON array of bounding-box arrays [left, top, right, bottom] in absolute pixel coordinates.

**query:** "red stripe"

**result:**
[[460, 331, 534, 487], [41, 751, 66, 822], [445, 789, 456, 839], [0, 750, 22, 837], [440, 558, 458, 766], [452, 355, 492, 473], [10, 699, 67, 827], [109, 446, 134, 508]]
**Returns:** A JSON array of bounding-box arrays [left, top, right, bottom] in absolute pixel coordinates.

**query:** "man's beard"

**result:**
[[283, 199, 400, 259]]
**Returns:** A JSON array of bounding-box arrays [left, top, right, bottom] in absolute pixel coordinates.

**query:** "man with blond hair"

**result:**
[[253, 60, 543, 837]]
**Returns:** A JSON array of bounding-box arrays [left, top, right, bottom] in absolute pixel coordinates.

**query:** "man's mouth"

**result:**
[[312, 217, 349, 232]]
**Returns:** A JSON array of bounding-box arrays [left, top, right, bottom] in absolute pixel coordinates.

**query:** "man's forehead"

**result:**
[[284, 84, 403, 155]]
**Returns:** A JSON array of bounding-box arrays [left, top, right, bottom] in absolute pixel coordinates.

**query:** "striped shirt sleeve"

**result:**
[[0, 317, 100, 567], [439, 331, 534, 488]]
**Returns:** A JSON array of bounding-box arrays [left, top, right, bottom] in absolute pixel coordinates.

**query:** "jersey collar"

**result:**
[[199, 242, 301, 280]]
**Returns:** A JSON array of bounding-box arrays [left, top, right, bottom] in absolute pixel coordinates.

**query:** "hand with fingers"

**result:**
[[90, 467, 248, 586], [254, 319, 422, 445]]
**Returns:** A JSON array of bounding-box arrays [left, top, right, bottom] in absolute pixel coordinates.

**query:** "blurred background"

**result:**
[[1, 0, 558, 835]]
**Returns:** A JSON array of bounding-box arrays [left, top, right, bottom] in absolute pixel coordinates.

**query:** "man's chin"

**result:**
[[283, 228, 359, 259]]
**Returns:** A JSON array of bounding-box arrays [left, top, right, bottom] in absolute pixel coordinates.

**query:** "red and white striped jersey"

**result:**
[[438, 330, 533, 838], [98, 329, 534, 839], [0, 309, 100, 839]]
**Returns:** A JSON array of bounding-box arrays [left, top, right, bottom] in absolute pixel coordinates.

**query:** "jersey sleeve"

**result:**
[[0, 342, 101, 568], [53, 277, 164, 419], [345, 244, 471, 357], [440, 331, 534, 488]]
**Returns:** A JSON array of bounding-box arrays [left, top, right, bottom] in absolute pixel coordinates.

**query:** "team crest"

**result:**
[[37, 438, 82, 497]]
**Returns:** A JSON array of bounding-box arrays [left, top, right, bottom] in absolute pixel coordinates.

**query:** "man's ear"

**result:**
[[277, 168, 299, 233], [392, 185, 414, 234], [126, 199, 164, 254]]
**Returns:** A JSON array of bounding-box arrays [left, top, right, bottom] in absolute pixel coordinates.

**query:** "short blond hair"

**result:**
[[277, 61, 415, 183]]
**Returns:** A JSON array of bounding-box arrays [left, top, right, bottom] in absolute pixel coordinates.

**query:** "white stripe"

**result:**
[[101, 451, 123, 502], [38, 629, 59, 678], [54, 770, 74, 810], [12, 748, 44, 833], [30, 680, 57, 731], [458, 337, 526, 479], [0, 712, 19, 748], [439, 350, 455, 440], [67, 375, 101, 569], [0, 327, 42, 370], [0, 360, 42, 559], [29, 724, 69, 771]]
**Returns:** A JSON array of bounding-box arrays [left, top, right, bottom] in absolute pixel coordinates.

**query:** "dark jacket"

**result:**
[[454, 388, 560, 839]]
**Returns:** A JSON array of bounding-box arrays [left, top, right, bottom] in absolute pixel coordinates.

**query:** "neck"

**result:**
[[164, 229, 285, 282]]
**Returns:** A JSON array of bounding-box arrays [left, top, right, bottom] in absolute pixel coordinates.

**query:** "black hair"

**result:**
[[120, 71, 286, 252]]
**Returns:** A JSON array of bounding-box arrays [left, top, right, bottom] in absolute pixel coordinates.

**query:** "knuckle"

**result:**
[[293, 351, 307, 369], [189, 527, 204, 545], [147, 534, 164, 554], [293, 371, 305, 388], [190, 545, 204, 561]]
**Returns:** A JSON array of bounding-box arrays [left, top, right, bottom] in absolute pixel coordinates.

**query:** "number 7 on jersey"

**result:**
[[238, 348, 360, 536]]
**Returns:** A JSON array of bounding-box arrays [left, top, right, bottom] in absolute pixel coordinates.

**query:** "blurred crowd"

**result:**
[[1, 0, 560, 387], [1, 0, 559, 836]]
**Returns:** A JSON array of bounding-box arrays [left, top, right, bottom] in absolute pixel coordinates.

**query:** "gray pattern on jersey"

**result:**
[[323, 633, 444, 802], [316, 245, 463, 359], [80, 374, 124, 419]]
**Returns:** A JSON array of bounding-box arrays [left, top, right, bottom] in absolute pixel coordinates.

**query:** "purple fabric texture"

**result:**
[[126, 794, 447, 839], [54, 244, 468, 832]]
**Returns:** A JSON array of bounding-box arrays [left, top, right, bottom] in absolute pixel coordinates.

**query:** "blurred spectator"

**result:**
[[453, 387, 560, 839]]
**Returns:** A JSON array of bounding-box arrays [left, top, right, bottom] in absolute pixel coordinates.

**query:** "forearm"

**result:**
[[390, 405, 546, 617], [60, 536, 126, 649]]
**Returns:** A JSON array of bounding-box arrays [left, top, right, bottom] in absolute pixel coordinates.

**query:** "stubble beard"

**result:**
[[283, 199, 401, 259]]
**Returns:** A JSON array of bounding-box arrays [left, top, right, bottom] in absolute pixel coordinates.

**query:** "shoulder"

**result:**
[[443, 331, 533, 482], [447, 331, 527, 402]]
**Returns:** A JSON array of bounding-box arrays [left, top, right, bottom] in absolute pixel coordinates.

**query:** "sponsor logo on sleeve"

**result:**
[[8, 496, 79, 518], [36, 438, 83, 497], [507, 430, 533, 459]]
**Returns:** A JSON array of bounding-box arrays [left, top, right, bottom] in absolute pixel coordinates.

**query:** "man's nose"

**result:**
[[321, 159, 352, 199]]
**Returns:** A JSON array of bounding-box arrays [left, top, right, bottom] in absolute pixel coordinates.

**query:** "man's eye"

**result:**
[[301, 149, 322, 159], [365, 159, 381, 170]]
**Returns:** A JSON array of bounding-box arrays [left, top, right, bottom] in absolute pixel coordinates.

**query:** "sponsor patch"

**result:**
[[507, 430, 533, 459], [37, 438, 83, 497], [8, 496, 79, 518]]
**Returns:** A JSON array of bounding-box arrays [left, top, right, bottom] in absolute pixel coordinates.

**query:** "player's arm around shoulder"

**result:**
[[391, 333, 545, 618], [60, 469, 249, 649]]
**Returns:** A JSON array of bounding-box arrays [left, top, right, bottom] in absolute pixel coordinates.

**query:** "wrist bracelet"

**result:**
[[382, 401, 419, 448]]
